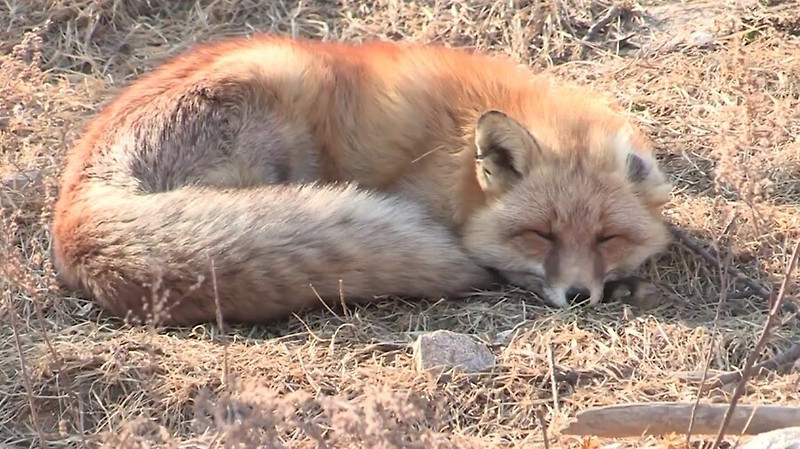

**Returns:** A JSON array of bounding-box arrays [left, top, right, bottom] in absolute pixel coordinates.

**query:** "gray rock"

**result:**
[[740, 426, 800, 449], [413, 330, 495, 374], [1, 169, 41, 189], [686, 31, 716, 48]]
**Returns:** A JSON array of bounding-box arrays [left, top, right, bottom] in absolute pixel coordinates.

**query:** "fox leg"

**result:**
[[602, 276, 660, 310]]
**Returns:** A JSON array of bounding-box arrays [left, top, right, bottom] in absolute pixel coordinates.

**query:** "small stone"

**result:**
[[740, 427, 800, 449], [686, 31, 716, 48], [413, 330, 495, 374], [1, 169, 41, 189], [1, 170, 43, 207]]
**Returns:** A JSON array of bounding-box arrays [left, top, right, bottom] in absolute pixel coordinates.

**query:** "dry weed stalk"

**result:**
[[3, 282, 47, 449], [686, 252, 734, 446], [711, 238, 800, 447], [190, 379, 485, 448]]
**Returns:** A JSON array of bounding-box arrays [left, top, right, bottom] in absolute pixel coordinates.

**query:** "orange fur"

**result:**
[[52, 35, 672, 325]]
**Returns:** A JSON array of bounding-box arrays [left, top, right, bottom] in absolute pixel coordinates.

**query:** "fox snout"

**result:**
[[534, 244, 607, 308], [565, 286, 592, 304], [541, 264, 605, 308], [543, 284, 602, 308]]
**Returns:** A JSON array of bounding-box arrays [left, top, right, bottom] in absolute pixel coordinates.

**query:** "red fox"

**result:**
[[51, 35, 672, 325]]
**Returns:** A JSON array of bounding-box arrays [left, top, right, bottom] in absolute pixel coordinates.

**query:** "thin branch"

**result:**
[[535, 407, 551, 449], [554, 363, 634, 384], [547, 344, 560, 415], [668, 223, 770, 297], [34, 300, 87, 446], [579, 4, 623, 58], [687, 250, 732, 446], [210, 258, 230, 388], [583, 5, 623, 42], [674, 342, 800, 393], [5, 289, 48, 449], [711, 238, 800, 447]]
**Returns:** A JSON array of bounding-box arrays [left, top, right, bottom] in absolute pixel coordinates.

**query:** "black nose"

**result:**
[[565, 286, 592, 304]]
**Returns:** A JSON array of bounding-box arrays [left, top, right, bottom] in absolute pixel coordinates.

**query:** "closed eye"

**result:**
[[530, 229, 555, 242], [597, 234, 620, 244], [510, 228, 555, 242]]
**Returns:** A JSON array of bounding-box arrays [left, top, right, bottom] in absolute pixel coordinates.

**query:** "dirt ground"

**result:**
[[1, 0, 799, 448]]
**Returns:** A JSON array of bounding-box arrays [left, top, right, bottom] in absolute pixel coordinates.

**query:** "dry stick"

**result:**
[[210, 259, 230, 387], [669, 222, 800, 389], [703, 342, 800, 392], [33, 301, 88, 447], [667, 223, 771, 298], [547, 344, 560, 416], [584, 5, 622, 42], [555, 364, 634, 385], [687, 253, 733, 446], [677, 342, 800, 392], [5, 290, 48, 449], [535, 407, 551, 449], [579, 4, 622, 58], [710, 238, 800, 448], [562, 402, 800, 437]]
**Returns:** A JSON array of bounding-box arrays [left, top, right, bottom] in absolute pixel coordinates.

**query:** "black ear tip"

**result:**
[[625, 152, 650, 183], [478, 109, 509, 123]]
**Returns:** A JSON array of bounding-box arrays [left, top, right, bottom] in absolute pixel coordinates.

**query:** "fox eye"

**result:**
[[597, 234, 619, 244], [530, 229, 555, 242]]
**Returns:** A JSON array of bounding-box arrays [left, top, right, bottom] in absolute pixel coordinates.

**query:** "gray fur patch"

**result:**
[[626, 153, 650, 183]]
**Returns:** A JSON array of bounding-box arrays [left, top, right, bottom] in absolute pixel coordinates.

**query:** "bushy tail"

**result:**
[[52, 183, 492, 325]]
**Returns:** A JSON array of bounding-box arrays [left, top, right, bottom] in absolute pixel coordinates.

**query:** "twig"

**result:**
[[711, 238, 800, 448], [34, 300, 87, 446], [5, 289, 48, 449], [535, 407, 551, 449], [667, 223, 793, 312], [579, 4, 623, 58], [583, 5, 622, 42], [676, 342, 800, 393], [687, 252, 732, 446], [210, 258, 230, 387], [547, 344, 560, 415], [554, 363, 634, 384]]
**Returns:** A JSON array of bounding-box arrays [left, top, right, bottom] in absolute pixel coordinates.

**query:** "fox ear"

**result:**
[[614, 126, 672, 208], [625, 153, 650, 183], [474, 110, 542, 196]]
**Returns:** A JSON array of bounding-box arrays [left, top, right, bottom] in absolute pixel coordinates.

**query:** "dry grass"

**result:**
[[2, 0, 799, 447]]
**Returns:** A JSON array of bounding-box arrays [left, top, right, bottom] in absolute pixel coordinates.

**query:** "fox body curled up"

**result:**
[[51, 35, 672, 325]]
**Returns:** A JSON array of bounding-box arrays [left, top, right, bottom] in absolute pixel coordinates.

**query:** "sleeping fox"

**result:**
[[51, 35, 672, 325]]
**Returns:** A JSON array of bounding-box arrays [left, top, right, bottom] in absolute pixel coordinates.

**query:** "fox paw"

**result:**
[[602, 276, 660, 310]]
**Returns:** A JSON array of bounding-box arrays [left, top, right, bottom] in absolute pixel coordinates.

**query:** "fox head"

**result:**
[[462, 110, 672, 308]]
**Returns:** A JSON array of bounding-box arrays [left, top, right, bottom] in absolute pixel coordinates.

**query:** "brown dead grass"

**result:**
[[2, 0, 800, 448]]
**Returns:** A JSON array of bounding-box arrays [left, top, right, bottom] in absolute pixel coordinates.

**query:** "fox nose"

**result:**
[[565, 286, 592, 305]]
